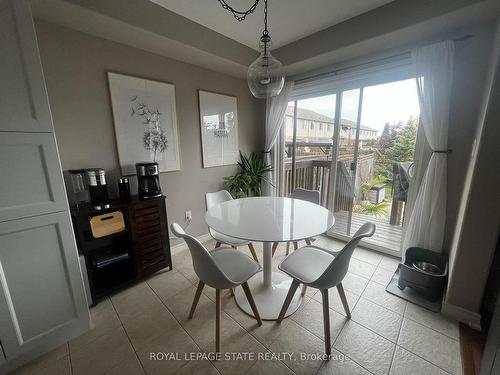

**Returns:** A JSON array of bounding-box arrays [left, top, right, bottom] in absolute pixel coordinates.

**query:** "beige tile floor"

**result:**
[[10, 237, 462, 375]]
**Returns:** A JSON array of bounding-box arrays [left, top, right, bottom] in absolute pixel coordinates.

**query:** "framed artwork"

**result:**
[[198, 90, 239, 168], [107, 72, 181, 175]]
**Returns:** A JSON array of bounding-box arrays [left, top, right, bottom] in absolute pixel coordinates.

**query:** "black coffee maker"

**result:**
[[136, 162, 162, 200], [85, 168, 110, 210]]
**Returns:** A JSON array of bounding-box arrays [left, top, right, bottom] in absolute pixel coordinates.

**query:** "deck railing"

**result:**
[[283, 156, 410, 227], [284, 158, 353, 210]]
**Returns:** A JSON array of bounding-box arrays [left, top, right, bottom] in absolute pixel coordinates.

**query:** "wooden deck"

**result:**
[[331, 210, 403, 252]]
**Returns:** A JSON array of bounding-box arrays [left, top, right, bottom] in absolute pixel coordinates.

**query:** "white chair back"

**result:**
[[290, 188, 320, 205], [206, 190, 233, 210], [311, 223, 376, 289], [170, 223, 236, 289]]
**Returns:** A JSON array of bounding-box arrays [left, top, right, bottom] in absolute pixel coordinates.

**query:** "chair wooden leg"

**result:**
[[301, 284, 308, 296], [293, 241, 298, 251], [241, 282, 262, 326], [337, 283, 351, 318], [248, 243, 259, 263], [285, 242, 290, 255], [321, 289, 332, 355], [271, 242, 279, 257], [277, 279, 300, 323], [215, 242, 222, 249], [216, 289, 221, 353], [189, 281, 205, 319], [305, 238, 312, 246]]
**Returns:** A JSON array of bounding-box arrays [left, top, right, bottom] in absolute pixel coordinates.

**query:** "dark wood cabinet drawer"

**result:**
[[136, 242, 163, 256], [139, 251, 165, 267], [137, 250, 166, 275], [129, 197, 171, 277], [136, 232, 162, 248]]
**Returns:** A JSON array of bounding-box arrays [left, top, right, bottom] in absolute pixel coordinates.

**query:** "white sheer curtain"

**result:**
[[402, 40, 455, 253], [262, 82, 294, 196]]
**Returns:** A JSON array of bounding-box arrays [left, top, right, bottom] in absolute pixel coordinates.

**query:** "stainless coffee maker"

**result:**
[[136, 162, 162, 200]]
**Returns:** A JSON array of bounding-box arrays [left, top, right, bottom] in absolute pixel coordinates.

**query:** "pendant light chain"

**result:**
[[263, 0, 268, 34], [217, 0, 261, 22], [218, 0, 284, 98], [262, 0, 269, 55]]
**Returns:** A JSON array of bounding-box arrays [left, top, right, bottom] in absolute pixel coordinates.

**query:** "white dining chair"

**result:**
[[272, 188, 321, 256], [170, 223, 262, 353], [206, 190, 259, 263], [276, 222, 376, 355]]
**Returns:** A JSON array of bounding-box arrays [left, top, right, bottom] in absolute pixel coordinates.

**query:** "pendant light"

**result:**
[[218, 0, 285, 98]]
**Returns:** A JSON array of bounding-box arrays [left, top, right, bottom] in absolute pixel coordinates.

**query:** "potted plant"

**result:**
[[224, 152, 272, 198]]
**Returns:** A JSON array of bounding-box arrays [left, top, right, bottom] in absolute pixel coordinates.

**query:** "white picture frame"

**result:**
[[107, 72, 181, 175], [198, 90, 239, 168]]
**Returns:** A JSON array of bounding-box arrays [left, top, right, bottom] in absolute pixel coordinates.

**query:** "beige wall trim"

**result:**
[[170, 233, 212, 255], [442, 301, 482, 331]]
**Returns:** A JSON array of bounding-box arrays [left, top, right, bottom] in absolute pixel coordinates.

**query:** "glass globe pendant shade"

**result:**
[[247, 34, 285, 98]]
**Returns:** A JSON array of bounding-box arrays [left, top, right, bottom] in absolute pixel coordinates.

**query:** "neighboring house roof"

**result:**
[[285, 106, 377, 132]]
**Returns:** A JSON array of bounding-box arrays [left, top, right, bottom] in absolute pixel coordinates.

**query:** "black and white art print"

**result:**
[[198, 90, 239, 168], [107, 72, 181, 175]]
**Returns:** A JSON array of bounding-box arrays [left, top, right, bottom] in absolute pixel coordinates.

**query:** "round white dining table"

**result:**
[[205, 196, 335, 320]]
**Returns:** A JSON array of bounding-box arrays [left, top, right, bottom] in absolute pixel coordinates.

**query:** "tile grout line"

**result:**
[[397, 304, 456, 375], [332, 325, 396, 375], [403, 316, 460, 342], [316, 282, 460, 373], [331, 346, 377, 375], [359, 291, 406, 316], [395, 344, 454, 375], [67, 342, 74, 375], [108, 297, 149, 375], [387, 301, 407, 374], [348, 301, 403, 345], [145, 281, 224, 375], [402, 308, 460, 341]]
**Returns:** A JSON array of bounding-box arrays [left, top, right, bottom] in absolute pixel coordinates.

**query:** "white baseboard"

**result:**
[[442, 301, 482, 331], [169, 233, 212, 255]]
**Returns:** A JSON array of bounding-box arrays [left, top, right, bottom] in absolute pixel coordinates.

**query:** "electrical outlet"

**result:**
[[185, 210, 192, 222]]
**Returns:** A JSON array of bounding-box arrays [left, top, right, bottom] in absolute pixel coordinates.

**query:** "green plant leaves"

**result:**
[[224, 152, 273, 198]]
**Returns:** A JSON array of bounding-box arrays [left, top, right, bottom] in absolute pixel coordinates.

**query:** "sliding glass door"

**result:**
[[282, 77, 419, 256], [283, 94, 337, 206], [329, 79, 419, 255], [329, 88, 362, 237]]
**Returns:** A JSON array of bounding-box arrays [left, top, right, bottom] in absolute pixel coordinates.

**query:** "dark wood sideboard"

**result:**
[[71, 196, 172, 304]]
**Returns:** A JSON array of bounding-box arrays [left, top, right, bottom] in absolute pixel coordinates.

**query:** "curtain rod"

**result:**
[[294, 34, 474, 85]]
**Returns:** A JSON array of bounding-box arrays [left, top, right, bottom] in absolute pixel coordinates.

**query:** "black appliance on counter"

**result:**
[[85, 168, 109, 210], [136, 162, 162, 200]]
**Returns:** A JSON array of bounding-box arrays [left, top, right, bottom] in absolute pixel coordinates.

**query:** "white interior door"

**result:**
[[0, 0, 89, 370], [0, 212, 89, 359], [0, 133, 68, 222], [0, 0, 54, 133]]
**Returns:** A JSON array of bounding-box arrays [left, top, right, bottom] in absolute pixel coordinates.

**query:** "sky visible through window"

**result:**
[[297, 78, 420, 133]]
